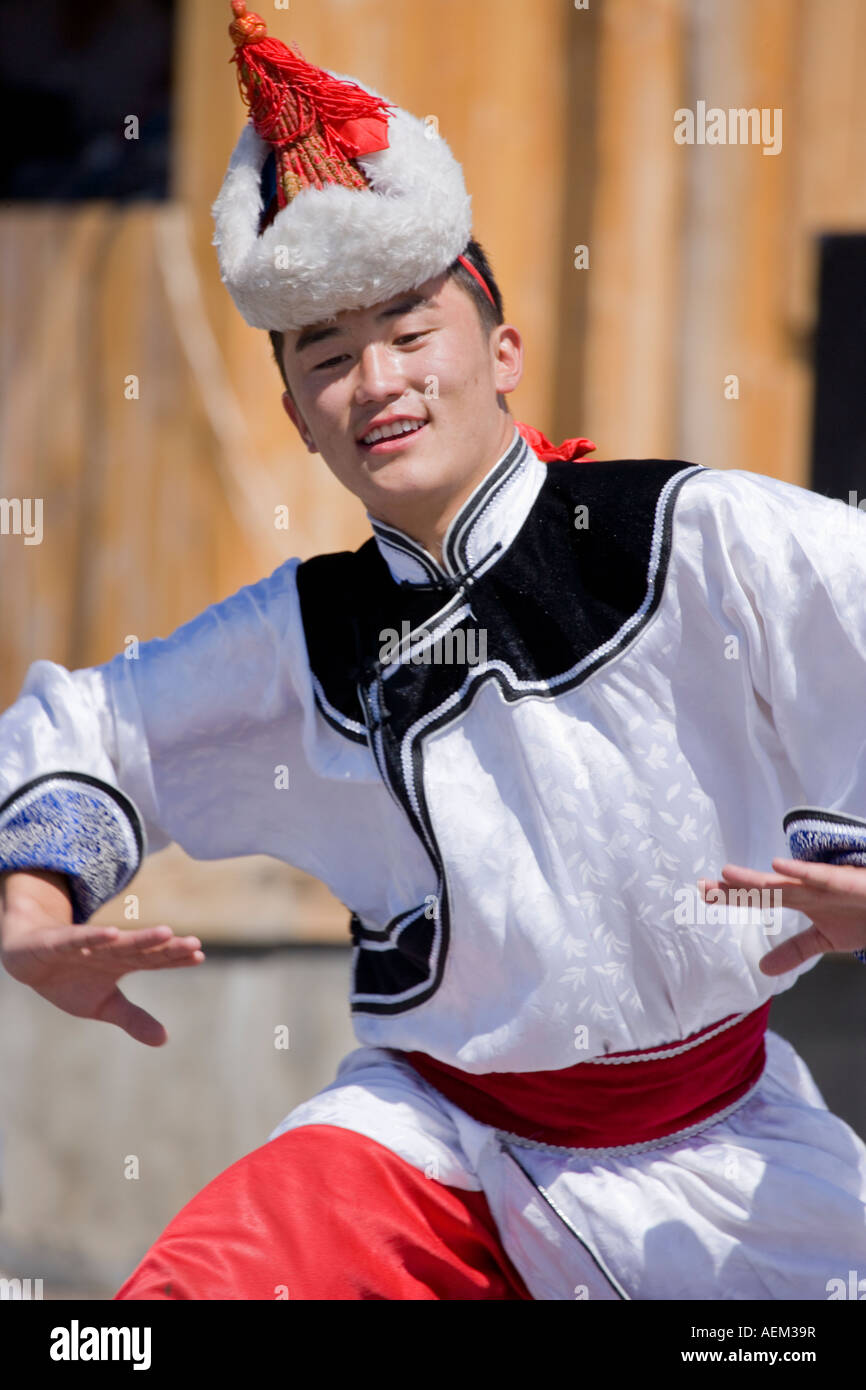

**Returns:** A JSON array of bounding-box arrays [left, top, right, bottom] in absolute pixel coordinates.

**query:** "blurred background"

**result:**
[[0, 0, 864, 1297]]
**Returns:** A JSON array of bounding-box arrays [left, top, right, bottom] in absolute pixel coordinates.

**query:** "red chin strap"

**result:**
[[457, 253, 497, 308]]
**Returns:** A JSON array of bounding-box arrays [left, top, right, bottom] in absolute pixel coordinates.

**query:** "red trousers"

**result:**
[[114, 1124, 532, 1300]]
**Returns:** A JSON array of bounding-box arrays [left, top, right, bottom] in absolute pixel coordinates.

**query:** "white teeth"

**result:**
[[362, 419, 425, 445]]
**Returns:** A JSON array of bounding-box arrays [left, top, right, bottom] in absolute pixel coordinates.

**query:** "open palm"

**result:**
[[2, 912, 205, 1046]]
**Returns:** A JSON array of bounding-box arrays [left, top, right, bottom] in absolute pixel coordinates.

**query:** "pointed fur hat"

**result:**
[[211, 2, 473, 332]]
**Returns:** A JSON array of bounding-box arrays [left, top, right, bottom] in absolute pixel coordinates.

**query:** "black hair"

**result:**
[[448, 236, 505, 337], [269, 236, 504, 395]]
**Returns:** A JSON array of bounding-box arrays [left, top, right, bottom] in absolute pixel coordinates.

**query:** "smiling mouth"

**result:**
[[358, 419, 429, 451]]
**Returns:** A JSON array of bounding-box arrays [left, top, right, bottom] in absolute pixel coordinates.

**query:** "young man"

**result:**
[[1, 5, 865, 1300]]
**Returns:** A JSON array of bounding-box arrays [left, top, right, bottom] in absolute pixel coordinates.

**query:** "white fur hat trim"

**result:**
[[211, 71, 474, 332]]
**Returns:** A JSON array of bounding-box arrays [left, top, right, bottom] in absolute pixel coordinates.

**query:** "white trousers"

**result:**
[[268, 1029, 866, 1300]]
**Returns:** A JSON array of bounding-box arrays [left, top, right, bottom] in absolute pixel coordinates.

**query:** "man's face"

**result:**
[[278, 271, 522, 522]]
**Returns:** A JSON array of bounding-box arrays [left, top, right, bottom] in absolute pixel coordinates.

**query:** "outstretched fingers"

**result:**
[[771, 857, 866, 906], [721, 863, 799, 889], [700, 864, 832, 914], [80, 927, 205, 968], [134, 938, 206, 969]]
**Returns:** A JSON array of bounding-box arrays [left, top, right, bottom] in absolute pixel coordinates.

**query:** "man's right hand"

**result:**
[[0, 869, 205, 1047]]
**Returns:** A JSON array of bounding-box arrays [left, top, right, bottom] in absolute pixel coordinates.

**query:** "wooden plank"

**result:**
[[581, 0, 686, 460]]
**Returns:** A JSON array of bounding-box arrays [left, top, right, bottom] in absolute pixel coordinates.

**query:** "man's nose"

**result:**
[[353, 342, 409, 401]]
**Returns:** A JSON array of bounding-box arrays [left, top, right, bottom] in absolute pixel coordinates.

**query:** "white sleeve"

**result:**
[[680, 467, 866, 960], [687, 469, 866, 809], [0, 558, 311, 922]]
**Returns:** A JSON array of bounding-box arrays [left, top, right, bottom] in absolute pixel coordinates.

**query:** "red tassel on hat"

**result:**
[[228, 2, 396, 209], [515, 422, 596, 462]]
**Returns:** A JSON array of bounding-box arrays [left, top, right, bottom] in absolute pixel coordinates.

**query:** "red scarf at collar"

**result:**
[[515, 421, 596, 462]]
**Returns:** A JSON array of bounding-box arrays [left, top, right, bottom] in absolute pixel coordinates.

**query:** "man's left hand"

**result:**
[[698, 859, 866, 975]]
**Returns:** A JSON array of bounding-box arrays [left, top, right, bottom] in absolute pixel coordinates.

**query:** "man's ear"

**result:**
[[281, 390, 318, 454], [490, 324, 523, 398]]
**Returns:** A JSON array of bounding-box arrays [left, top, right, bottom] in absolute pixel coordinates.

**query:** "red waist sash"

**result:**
[[405, 1002, 771, 1150]]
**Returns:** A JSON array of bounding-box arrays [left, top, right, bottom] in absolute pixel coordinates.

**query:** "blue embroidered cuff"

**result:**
[[0, 773, 145, 923], [783, 807, 866, 964]]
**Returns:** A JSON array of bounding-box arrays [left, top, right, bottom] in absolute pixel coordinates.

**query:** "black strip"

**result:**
[[0, 770, 145, 862], [783, 806, 866, 832], [445, 432, 526, 572], [369, 520, 443, 581], [312, 690, 368, 745], [349, 901, 426, 945], [503, 1145, 629, 1299], [379, 592, 467, 672]]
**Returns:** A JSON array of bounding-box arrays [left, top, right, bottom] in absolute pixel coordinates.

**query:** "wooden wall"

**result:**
[[571, 0, 866, 482], [0, 0, 863, 938]]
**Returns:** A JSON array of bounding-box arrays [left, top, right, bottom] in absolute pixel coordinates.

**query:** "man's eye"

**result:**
[[313, 332, 426, 370]]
